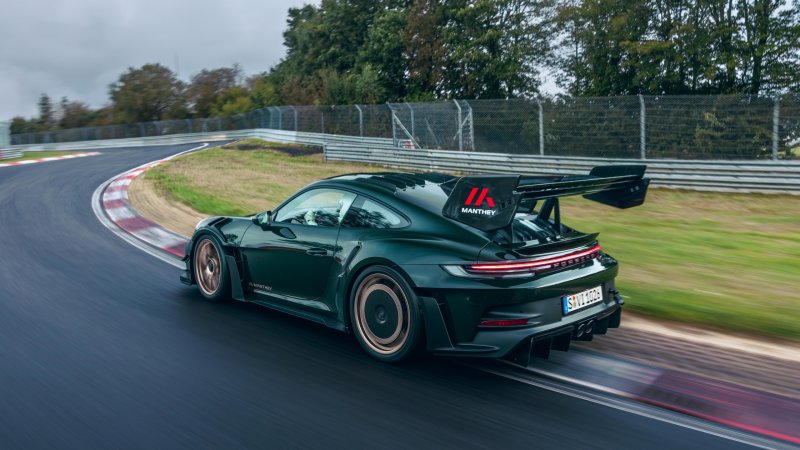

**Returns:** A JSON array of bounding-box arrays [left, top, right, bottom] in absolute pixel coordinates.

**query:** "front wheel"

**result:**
[[350, 266, 422, 362], [193, 235, 230, 302]]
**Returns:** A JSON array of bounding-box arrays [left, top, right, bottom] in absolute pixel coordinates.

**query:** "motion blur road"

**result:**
[[0, 143, 763, 449]]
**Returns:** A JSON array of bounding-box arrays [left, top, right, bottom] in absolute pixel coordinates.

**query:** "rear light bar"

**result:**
[[479, 318, 530, 327], [468, 244, 601, 275]]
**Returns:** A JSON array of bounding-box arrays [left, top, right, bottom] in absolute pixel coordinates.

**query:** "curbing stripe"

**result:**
[[0, 151, 100, 168], [94, 144, 208, 263]]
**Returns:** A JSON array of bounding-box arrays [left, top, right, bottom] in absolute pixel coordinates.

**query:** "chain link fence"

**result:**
[[10, 95, 800, 160]]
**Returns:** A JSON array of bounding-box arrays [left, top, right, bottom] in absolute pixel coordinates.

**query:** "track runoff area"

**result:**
[[93, 142, 796, 450]]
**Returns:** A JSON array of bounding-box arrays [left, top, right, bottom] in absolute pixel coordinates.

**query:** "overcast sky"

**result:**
[[0, 0, 314, 120]]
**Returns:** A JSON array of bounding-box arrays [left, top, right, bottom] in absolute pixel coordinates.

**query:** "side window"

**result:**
[[342, 197, 409, 229], [274, 189, 356, 227]]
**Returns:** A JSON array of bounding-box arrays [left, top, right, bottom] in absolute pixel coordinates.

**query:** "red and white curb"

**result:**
[[0, 151, 100, 168], [91, 144, 206, 268]]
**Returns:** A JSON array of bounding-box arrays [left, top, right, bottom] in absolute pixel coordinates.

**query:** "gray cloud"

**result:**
[[0, 0, 313, 119]]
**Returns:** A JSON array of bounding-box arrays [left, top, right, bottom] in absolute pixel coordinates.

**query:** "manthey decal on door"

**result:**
[[442, 175, 520, 231]]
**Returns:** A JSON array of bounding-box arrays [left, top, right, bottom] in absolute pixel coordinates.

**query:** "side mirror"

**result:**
[[252, 211, 272, 226]]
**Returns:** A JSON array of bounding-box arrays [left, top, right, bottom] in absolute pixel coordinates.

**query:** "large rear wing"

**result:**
[[442, 165, 649, 231]]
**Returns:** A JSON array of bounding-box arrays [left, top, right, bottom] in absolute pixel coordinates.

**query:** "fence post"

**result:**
[[289, 106, 298, 131], [638, 94, 646, 160], [355, 105, 363, 139], [388, 104, 398, 147], [321, 110, 325, 134], [453, 99, 463, 151], [405, 103, 415, 139], [257, 109, 265, 129], [772, 96, 780, 161], [535, 98, 544, 155]]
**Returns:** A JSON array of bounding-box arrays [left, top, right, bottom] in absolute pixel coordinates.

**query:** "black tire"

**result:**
[[350, 265, 423, 362], [193, 235, 231, 302]]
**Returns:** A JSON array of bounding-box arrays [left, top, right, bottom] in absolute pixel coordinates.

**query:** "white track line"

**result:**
[[471, 363, 791, 450]]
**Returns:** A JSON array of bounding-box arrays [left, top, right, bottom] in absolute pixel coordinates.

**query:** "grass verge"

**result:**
[[1, 151, 82, 163], [143, 140, 800, 340]]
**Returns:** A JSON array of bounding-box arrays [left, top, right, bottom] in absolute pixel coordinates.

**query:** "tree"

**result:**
[[554, 0, 652, 95], [211, 87, 254, 116], [248, 75, 282, 108], [37, 93, 55, 129], [357, 8, 409, 100], [58, 97, 96, 129], [739, 0, 800, 94], [403, 0, 449, 99], [10, 116, 40, 135], [444, 0, 553, 98], [188, 65, 244, 117], [109, 63, 188, 122]]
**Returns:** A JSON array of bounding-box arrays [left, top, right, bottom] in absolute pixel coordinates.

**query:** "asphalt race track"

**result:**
[[0, 143, 766, 449]]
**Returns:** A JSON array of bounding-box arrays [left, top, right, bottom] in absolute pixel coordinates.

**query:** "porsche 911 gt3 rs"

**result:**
[[180, 165, 649, 363]]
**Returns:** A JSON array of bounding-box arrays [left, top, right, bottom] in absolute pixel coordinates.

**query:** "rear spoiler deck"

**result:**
[[442, 165, 649, 231]]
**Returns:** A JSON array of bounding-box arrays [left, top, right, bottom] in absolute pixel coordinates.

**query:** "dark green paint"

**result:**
[[183, 172, 624, 358]]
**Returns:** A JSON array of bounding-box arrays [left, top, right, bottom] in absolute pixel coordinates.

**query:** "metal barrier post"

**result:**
[[772, 97, 780, 161], [290, 106, 298, 131], [355, 105, 363, 138], [257, 109, 265, 128], [466, 101, 475, 151], [389, 106, 398, 147], [453, 99, 463, 151], [321, 111, 325, 134], [405, 103, 415, 138], [535, 98, 544, 155], [638, 94, 646, 160]]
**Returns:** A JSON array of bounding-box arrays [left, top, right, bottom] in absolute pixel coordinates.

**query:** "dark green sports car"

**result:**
[[180, 165, 649, 363]]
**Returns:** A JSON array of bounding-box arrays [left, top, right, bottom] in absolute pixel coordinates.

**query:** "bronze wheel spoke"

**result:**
[[195, 239, 221, 297]]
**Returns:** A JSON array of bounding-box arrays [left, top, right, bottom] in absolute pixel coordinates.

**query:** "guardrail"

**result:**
[[323, 143, 800, 193], [10, 128, 800, 194], [1, 149, 23, 160]]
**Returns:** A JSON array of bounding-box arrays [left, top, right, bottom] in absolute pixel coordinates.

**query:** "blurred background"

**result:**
[[1, 0, 798, 448]]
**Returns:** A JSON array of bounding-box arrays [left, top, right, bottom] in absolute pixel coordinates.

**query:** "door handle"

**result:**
[[306, 248, 328, 256]]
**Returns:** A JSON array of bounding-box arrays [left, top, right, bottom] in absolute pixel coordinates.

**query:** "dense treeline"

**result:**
[[11, 0, 799, 135]]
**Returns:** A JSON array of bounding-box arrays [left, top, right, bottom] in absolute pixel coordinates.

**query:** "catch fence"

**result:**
[[10, 95, 800, 160]]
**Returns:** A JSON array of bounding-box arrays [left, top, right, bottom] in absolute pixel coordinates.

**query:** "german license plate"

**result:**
[[562, 286, 603, 315]]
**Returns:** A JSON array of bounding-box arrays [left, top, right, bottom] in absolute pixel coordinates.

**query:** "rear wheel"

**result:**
[[193, 236, 230, 302], [350, 266, 422, 362]]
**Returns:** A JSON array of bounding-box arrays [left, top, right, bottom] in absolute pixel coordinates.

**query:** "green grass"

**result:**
[[1, 151, 81, 163], [146, 140, 383, 217], [560, 190, 800, 340], [147, 141, 800, 340]]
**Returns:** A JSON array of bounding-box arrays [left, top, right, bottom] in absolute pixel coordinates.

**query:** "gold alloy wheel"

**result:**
[[353, 273, 411, 355], [195, 239, 222, 297]]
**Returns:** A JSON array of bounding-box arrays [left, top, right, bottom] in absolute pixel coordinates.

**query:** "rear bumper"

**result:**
[[418, 288, 624, 361]]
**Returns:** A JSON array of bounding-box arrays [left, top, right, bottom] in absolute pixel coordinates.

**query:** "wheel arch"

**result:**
[[186, 227, 238, 285], [341, 257, 418, 333]]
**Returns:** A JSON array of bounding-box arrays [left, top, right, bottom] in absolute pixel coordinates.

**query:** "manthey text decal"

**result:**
[[462, 187, 497, 216]]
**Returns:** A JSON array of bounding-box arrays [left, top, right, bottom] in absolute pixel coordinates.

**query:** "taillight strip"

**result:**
[[469, 244, 601, 272]]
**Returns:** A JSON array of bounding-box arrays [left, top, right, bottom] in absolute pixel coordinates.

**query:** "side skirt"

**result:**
[[248, 293, 347, 332]]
